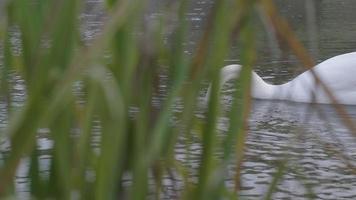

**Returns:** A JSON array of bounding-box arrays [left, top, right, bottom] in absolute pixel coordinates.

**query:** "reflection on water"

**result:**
[[1, 0, 356, 199]]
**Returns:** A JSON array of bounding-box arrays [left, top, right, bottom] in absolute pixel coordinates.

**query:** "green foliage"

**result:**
[[0, 0, 346, 199]]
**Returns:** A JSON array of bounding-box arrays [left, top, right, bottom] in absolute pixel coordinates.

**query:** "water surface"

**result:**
[[2, 0, 356, 199]]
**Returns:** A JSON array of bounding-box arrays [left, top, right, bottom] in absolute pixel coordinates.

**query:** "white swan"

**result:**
[[206, 52, 356, 105]]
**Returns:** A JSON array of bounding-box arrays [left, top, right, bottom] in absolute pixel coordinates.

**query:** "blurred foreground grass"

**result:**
[[0, 0, 354, 199]]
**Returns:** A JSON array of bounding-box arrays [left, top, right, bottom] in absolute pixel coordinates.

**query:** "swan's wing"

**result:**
[[313, 53, 356, 90], [288, 52, 356, 104]]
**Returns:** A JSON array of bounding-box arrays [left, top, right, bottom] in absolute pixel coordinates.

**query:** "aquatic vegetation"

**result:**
[[0, 0, 354, 199]]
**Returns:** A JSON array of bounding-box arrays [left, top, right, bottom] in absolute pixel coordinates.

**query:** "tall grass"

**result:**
[[0, 0, 354, 199]]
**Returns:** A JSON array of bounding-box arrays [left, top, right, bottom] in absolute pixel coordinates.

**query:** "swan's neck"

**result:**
[[205, 65, 290, 102], [251, 72, 294, 100], [250, 72, 278, 99], [219, 65, 288, 100]]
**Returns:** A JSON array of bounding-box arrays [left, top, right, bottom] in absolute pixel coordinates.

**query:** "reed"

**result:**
[[0, 0, 354, 199]]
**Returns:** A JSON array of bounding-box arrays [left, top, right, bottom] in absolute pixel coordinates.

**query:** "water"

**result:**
[[153, 0, 356, 199], [2, 0, 356, 199], [241, 101, 356, 199]]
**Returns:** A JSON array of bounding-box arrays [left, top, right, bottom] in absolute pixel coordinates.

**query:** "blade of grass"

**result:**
[[195, 0, 238, 199], [86, 67, 126, 200], [264, 160, 287, 200]]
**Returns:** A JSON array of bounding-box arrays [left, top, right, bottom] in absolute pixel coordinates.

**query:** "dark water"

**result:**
[[2, 0, 356, 199]]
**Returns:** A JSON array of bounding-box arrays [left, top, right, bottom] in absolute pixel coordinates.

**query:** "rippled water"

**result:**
[[160, 0, 356, 199], [240, 101, 356, 199], [2, 0, 356, 199]]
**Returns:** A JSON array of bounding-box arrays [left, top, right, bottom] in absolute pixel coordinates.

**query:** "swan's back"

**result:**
[[283, 52, 356, 104], [313, 52, 356, 90]]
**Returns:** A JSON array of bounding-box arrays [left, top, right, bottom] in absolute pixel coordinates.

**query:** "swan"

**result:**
[[206, 52, 356, 105]]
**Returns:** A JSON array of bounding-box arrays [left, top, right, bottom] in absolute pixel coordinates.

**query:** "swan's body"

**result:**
[[210, 52, 356, 105]]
